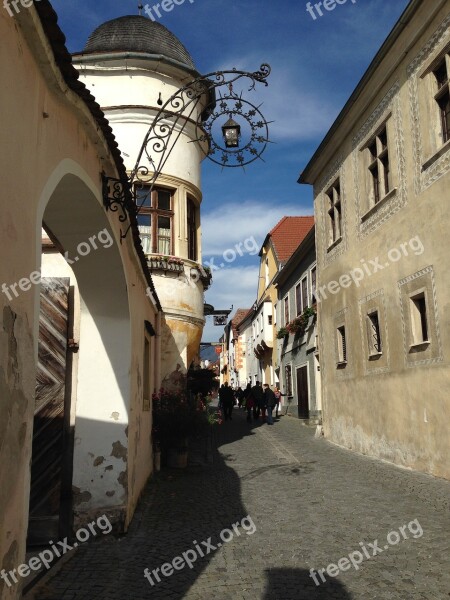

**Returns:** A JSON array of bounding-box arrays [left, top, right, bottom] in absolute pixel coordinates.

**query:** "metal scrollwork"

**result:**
[[102, 64, 272, 235], [102, 173, 129, 223]]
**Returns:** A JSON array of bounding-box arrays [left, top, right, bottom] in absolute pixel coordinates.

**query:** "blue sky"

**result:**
[[52, 0, 410, 342]]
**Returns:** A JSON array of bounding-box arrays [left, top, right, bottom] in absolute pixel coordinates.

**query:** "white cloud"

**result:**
[[201, 200, 312, 257], [202, 265, 259, 342], [210, 55, 340, 142]]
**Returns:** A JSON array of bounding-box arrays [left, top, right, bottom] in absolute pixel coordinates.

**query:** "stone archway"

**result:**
[[29, 163, 132, 542]]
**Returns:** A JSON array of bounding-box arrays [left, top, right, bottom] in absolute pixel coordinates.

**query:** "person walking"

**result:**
[[263, 384, 277, 425], [274, 386, 283, 418], [250, 381, 264, 420], [242, 383, 253, 422], [221, 382, 235, 421]]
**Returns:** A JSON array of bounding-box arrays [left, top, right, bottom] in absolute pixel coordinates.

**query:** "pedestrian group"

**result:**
[[218, 381, 284, 425]]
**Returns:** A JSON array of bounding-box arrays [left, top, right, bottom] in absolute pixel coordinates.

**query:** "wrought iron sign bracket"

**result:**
[[102, 172, 133, 227], [101, 64, 272, 239]]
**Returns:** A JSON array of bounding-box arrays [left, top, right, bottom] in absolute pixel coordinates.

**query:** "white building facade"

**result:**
[[73, 16, 212, 382]]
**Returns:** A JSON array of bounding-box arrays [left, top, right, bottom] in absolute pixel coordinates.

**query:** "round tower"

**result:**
[[73, 16, 211, 379]]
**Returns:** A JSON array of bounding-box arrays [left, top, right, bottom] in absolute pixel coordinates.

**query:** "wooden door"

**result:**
[[296, 365, 309, 419], [28, 278, 70, 545]]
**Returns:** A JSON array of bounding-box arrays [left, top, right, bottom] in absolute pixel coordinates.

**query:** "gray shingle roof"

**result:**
[[83, 16, 196, 71]]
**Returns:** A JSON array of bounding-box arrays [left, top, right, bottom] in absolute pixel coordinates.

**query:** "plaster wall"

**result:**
[[0, 9, 159, 596], [277, 244, 320, 420], [309, 2, 450, 479]]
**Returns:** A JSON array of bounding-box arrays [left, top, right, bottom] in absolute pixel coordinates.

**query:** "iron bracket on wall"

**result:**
[[102, 172, 132, 225]]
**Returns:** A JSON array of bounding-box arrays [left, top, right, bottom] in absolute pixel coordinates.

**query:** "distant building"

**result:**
[[273, 225, 321, 422], [299, 0, 450, 479], [253, 217, 315, 385], [220, 309, 250, 388]]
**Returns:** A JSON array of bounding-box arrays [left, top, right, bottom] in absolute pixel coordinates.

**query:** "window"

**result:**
[[367, 311, 382, 355], [265, 258, 269, 288], [301, 277, 308, 312], [310, 266, 317, 304], [135, 186, 174, 255], [296, 277, 309, 314], [268, 315, 273, 326], [326, 179, 341, 246], [433, 55, 450, 144], [274, 303, 277, 326], [295, 284, 301, 316], [337, 326, 347, 364], [187, 198, 197, 261], [367, 126, 390, 204], [284, 297, 289, 325], [410, 292, 429, 345], [285, 364, 293, 396]]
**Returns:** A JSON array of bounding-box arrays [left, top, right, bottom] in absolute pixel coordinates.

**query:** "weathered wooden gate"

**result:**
[[28, 277, 71, 545]]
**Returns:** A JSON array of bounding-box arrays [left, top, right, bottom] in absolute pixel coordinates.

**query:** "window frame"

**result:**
[[310, 265, 317, 305], [325, 178, 342, 248], [433, 53, 450, 145], [409, 290, 430, 347], [284, 296, 290, 326], [135, 185, 174, 255], [301, 276, 308, 313], [336, 325, 347, 366], [187, 197, 198, 261], [366, 125, 391, 206], [285, 364, 293, 397], [366, 310, 382, 356]]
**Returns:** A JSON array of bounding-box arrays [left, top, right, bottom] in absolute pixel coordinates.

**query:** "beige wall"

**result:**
[[255, 244, 278, 384], [308, 2, 450, 479], [0, 9, 160, 598]]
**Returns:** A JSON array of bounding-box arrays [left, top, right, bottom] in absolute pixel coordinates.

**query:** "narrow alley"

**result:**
[[28, 409, 450, 599]]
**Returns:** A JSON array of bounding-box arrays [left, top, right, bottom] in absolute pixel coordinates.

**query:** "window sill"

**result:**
[[409, 341, 430, 352], [327, 237, 342, 253], [361, 188, 397, 223], [422, 139, 450, 172], [368, 351, 383, 361]]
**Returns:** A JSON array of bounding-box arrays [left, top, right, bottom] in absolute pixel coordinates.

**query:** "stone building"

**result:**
[[226, 309, 251, 388], [0, 2, 164, 597], [273, 224, 322, 422], [253, 217, 315, 385], [299, 0, 450, 479], [235, 309, 258, 387], [72, 16, 212, 384]]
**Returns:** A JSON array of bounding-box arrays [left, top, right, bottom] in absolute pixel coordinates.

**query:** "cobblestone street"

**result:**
[[29, 408, 450, 600]]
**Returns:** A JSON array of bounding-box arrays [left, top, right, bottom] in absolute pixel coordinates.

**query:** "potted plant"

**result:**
[[276, 327, 289, 339], [152, 389, 209, 468], [286, 317, 306, 337]]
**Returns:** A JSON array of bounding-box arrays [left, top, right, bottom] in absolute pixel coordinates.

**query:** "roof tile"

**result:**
[[269, 216, 314, 263]]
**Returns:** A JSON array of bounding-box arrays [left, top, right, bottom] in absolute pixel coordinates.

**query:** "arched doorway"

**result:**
[[28, 166, 132, 544]]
